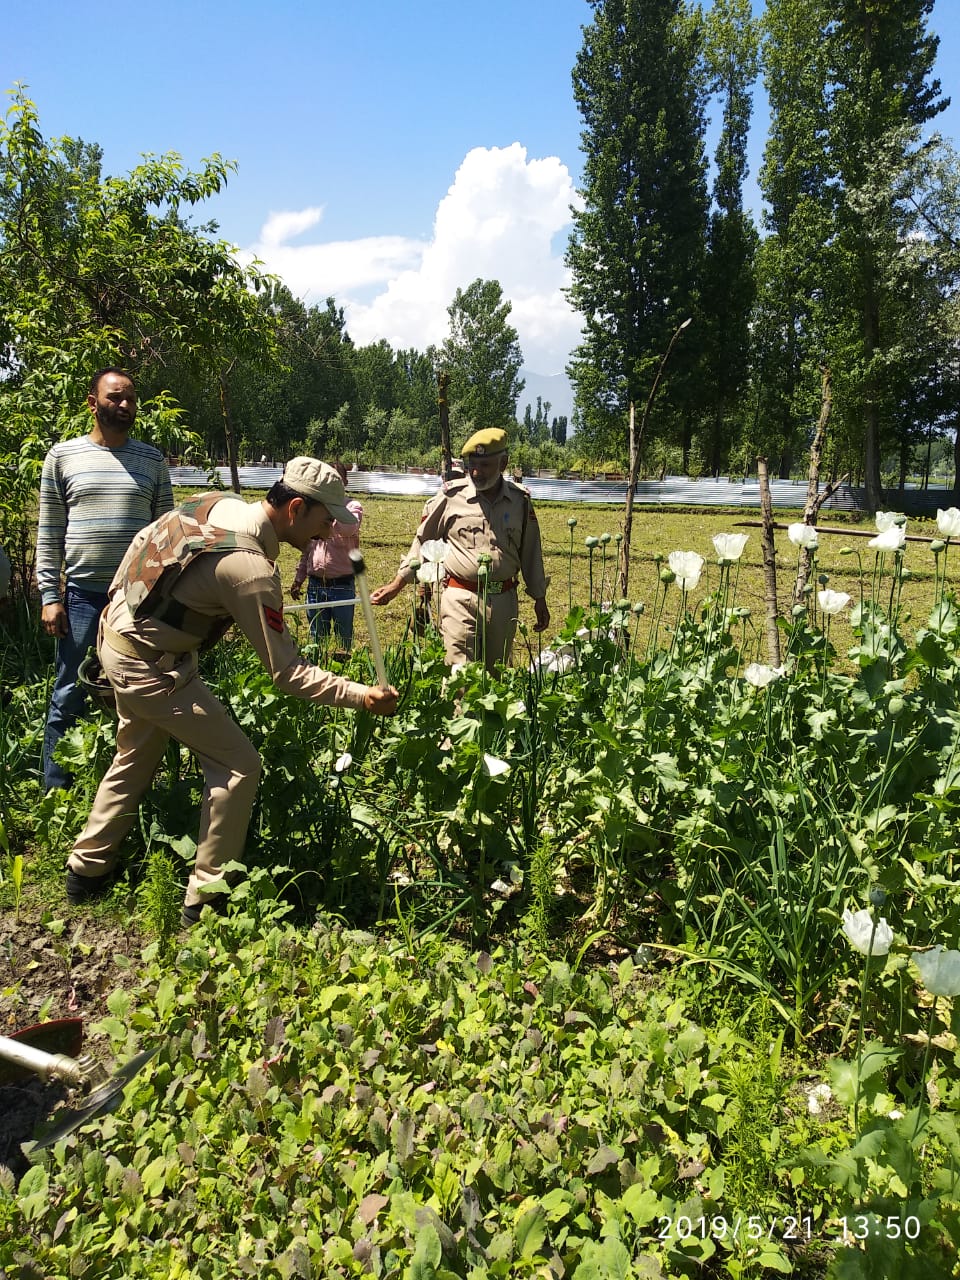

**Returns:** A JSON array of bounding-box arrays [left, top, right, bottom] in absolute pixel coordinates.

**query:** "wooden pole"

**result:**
[[619, 318, 692, 596], [438, 371, 452, 480], [757, 455, 781, 668], [793, 367, 834, 602]]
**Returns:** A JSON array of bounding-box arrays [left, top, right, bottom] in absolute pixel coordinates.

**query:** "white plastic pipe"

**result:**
[[349, 551, 388, 687]]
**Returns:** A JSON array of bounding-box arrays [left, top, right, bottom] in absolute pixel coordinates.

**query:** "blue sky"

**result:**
[[4, 0, 959, 392]]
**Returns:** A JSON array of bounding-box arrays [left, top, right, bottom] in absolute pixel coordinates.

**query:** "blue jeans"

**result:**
[[43, 585, 109, 791], [306, 575, 355, 648]]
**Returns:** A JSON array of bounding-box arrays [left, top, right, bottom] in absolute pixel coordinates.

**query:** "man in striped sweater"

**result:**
[[37, 368, 173, 791]]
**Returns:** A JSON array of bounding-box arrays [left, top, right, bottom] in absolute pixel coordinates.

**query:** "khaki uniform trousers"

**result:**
[[68, 641, 261, 908], [440, 585, 519, 672]]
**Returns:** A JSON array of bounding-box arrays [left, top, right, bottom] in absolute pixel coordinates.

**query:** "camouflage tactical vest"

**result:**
[[116, 492, 264, 636]]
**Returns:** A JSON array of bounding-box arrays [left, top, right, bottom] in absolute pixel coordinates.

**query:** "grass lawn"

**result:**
[[261, 491, 948, 664]]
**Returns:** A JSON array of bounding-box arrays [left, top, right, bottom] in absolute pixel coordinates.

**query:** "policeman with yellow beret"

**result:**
[[371, 428, 550, 671]]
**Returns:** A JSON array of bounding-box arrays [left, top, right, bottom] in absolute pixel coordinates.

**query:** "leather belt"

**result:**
[[313, 573, 354, 587], [446, 574, 517, 595]]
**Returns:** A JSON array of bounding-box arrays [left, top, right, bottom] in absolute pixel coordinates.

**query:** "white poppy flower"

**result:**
[[419, 539, 449, 563], [532, 648, 575, 675], [868, 526, 906, 551], [787, 522, 818, 549], [806, 1083, 832, 1115], [334, 752, 352, 773], [743, 663, 784, 689], [874, 511, 900, 532], [667, 550, 704, 591], [417, 560, 445, 584], [913, 945, 960, 997], [842, 908, 893, 956], [713, 532, 749, 562], [936, 508, 960, 538], [483, 753, 511, 778], [818, 589, 852, 615]]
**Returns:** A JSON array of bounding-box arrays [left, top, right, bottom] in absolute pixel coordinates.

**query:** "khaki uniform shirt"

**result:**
[[398, 477, 549, 599], [104, 497, 368, 708]]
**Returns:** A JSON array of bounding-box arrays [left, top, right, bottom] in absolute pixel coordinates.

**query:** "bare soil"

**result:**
[[0, 900, 146, 1176]]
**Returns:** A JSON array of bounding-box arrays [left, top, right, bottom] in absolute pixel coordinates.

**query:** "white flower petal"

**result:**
[[417, 561, 445, 584], [667, 550, 704, 591], [334, 752, 352, 773], [914, 945, 960, 997], [743, 663, 783, 689], [483, 753, 511, 778], [713, 532, 749, 562], [806, 1083, 832, 1115], [868, 526, 906, 551], [787, 522, 819, 549], [818, 589, 852, 615], [842, 907, 893, 956], [419, 539, 450, 564], [937, 508, 960, 538]]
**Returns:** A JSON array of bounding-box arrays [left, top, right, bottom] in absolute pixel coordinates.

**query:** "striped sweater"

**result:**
[[36, 436, 174, 605]]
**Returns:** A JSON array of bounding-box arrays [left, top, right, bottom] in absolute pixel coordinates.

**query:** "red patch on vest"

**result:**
[[264, 605, 284, 633]]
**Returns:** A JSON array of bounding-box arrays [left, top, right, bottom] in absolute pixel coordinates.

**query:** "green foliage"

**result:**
[[567, 0, 709, 457], [6, 513, 960, 1271], [441, 279, 525, 431], [0, 85, 279, 582], [0, 921, 822, 1277]]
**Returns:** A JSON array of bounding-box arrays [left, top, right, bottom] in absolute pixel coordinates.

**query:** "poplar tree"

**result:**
[[699, 0, 760, 476], [828, 0, 946, 507], [755, 0, 834, 480], [441, 278, 525, 431], [566, 0, 708, 464]]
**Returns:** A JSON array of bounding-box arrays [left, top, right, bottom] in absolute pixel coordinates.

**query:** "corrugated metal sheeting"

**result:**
[[168, 467, 955, 513]]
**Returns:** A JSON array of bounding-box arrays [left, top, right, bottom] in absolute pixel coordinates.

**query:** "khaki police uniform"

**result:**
[[397, 476, 548, 670], [68, 496, 370, 909]]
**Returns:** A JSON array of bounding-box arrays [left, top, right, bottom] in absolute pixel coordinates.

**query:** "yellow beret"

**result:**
[[461, 427, 508, 457]]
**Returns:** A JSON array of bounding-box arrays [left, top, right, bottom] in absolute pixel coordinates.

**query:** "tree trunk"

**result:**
[[758, 455, 781, 668], [218, 365, 241, 494], [793, 367, 832, 603], [620, 319, 692, 596], [619, 401, 637, 597], [861, 266, 884, 512], [438, 371, 452, 479]]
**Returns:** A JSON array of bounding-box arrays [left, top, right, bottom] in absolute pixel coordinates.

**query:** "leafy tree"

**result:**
[[0, 86, 278, 575], [756, 1, 947, 505], [440, 278, 525, 430], [827, 0, 946, 507], [699, 0, 760, 476], [754, 0, 835, 480], [566, 0, 709, 464], [394, 346, 441, 429]]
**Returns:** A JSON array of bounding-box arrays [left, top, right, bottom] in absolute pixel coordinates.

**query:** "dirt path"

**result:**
[[0, 902, 146, 1175]]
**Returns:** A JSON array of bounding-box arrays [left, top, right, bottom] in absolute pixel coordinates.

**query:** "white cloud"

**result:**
[[241, 143, 584, 375], [258, 206, 326, 247]]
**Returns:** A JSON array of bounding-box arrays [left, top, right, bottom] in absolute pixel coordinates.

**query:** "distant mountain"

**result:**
[[518, 368, 574, 428]]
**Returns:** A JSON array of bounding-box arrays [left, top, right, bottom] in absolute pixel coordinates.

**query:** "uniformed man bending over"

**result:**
[[371, 428, 550, 671], [66, 458, 399, 925]]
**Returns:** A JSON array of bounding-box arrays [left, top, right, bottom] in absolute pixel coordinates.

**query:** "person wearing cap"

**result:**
[[65, 458, 399, 925], [371, 428, 550, 671], [290, 460, 363, 652]]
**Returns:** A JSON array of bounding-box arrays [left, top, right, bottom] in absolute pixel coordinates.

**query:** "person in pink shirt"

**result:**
[[290, 461, 363, 650]]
